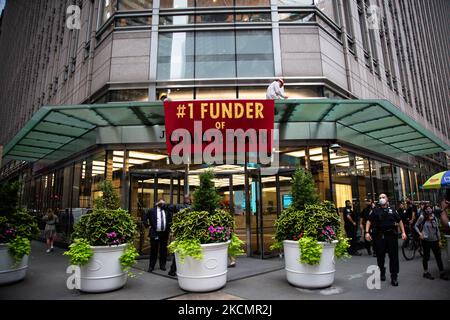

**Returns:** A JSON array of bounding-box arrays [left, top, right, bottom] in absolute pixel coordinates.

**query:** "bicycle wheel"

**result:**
[[402, 238, 415, 260]]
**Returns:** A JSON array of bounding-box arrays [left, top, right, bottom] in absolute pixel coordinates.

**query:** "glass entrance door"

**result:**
[[130, 170, 184, 254]]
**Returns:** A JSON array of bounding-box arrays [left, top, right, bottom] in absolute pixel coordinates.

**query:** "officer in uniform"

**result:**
[[343, 200, 361, 256], [365, 193, 407, 286]]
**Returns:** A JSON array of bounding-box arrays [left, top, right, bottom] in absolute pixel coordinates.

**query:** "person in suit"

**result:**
[[143, 199, 172, 272]]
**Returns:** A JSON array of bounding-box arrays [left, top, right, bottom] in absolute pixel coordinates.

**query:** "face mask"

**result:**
[[379, 198, 387, 205]]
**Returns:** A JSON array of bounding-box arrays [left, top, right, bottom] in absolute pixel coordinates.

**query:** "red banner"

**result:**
[[164, 100, 274, 157]]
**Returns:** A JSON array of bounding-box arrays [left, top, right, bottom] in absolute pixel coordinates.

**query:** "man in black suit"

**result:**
[[143, 199, 172, 272]]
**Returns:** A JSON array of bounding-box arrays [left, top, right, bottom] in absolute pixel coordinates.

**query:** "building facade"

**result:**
[[0, 0, 449, 257]]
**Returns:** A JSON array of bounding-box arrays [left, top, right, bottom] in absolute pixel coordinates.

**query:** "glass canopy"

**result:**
[[3, 99, 448, 163]]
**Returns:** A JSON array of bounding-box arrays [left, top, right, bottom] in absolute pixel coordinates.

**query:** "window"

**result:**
[[314, 0, 338, 24], [117, 0, 152, 10], [196, 0, 234, 7], [196, 31, 236, 78], [157, 32, 195, 80], [160, 0, 195, 9], [235, 13, 271, 22], [108, 89, 149, 102], [116, 16, 152, 26], [157, 31, 275, 80], [236, 30, 274, 77], [278, 12, 315, 23], [277, 0, 312, 5], [100, 0, 117, 25], [236, 0, 270, 6]]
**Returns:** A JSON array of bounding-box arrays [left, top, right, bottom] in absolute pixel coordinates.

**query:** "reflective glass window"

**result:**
[[157, 32, 195, 80], [100, 0, 117, 25], [279, 12, 315, 22], [159, 15, 193, 25], [117, 0, 152, 10], [236, 0, 270, 5], [196, 14, 234, 24], [195, 31, 236, 78], [235, 13, 271, 22], [160, 0, 195, 8], [196, 0, 234, 7], [236, 30, 274, 77], [115, 16, 152, 27]]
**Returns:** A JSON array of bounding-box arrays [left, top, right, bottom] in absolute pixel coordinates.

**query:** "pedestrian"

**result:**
[[143, 199, 172, 272], [439, 199, 450, 232], [414, 204, 449, 280], [405, 197, 418, 227], [365, 193, 407, 286], [360, 199, 375, 256], [42, 208, 59, 253], [343, 200, 361, 256], [266, 78, 288, 100], [167, 194, 192, 277]]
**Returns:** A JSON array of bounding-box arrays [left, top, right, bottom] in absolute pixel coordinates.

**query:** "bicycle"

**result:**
[[401, 225, 423, 260]]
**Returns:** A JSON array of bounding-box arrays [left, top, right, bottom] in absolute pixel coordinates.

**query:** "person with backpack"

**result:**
[[414, 204, 449, 280]]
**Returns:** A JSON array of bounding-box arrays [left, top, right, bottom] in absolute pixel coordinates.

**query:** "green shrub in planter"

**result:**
[[63, 181, 139, 274], [0, 208, 39, 264], [271, 168, 350, 265], [168, 170, 245, 261]]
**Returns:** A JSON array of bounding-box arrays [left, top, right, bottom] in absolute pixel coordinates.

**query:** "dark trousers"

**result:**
[[345, 224, 358, 253], [364, 238, 373, 255], [149, 231, 169, 270], [373, 232, 399, 277], [422, 240, 444, 272], [169, 256, 177, 274]]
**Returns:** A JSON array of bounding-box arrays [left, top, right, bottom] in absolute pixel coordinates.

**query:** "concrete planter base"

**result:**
[[283, 240, 338, 289], [0, 243, 28, 285], [175, 241, 230, 292], [79, 244, 127, 293]]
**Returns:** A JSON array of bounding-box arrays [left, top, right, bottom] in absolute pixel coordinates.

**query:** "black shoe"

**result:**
[[160, 266, 166, 271], [148, 267, 154, 273], [350, 251, 362, 256], [372, 253, 377, 257], [367, 250, 372, 256], [391, 276, 398, 286], [168, 270, 176, 276], [423, 272, 434, 280], [380, 273, 386, 281], [439, 273, 449, 281]]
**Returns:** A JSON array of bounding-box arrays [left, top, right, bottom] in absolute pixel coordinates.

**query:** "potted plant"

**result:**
[[271, 168, 350, 289], [0, 181, 39, 285], [168, 170, 244, 292], [63, 181, 139, 293]]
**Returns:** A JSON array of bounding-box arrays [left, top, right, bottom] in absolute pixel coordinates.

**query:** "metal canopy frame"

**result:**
[[2, 99, 449, 163]]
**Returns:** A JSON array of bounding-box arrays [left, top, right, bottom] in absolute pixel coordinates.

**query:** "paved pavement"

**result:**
[[1, 241, 449, 300]]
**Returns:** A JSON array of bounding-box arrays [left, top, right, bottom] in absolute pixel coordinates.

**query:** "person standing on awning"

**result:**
[[266, 78, 288, 100]]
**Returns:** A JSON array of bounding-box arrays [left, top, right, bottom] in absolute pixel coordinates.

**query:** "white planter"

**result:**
[[445, 235, 450, 263], [78, 244, 128, 293], [175, 241, 230, 292], [0, 243, 29, 285], [283, 240, 338, 289]]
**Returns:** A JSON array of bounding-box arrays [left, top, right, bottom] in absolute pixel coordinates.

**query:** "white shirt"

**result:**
[[266, 81, 286, 99], [156, 207, 166, 232]]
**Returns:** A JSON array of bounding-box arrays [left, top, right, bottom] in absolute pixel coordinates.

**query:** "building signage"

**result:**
[[164, 100, 275, 164]]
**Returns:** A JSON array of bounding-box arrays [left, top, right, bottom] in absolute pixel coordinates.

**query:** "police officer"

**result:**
[[365, 194, 407, 286], [343, 200, 361, 256]]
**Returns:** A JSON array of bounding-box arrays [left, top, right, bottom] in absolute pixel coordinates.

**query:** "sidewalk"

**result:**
[[1, 241, 449, 300]]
